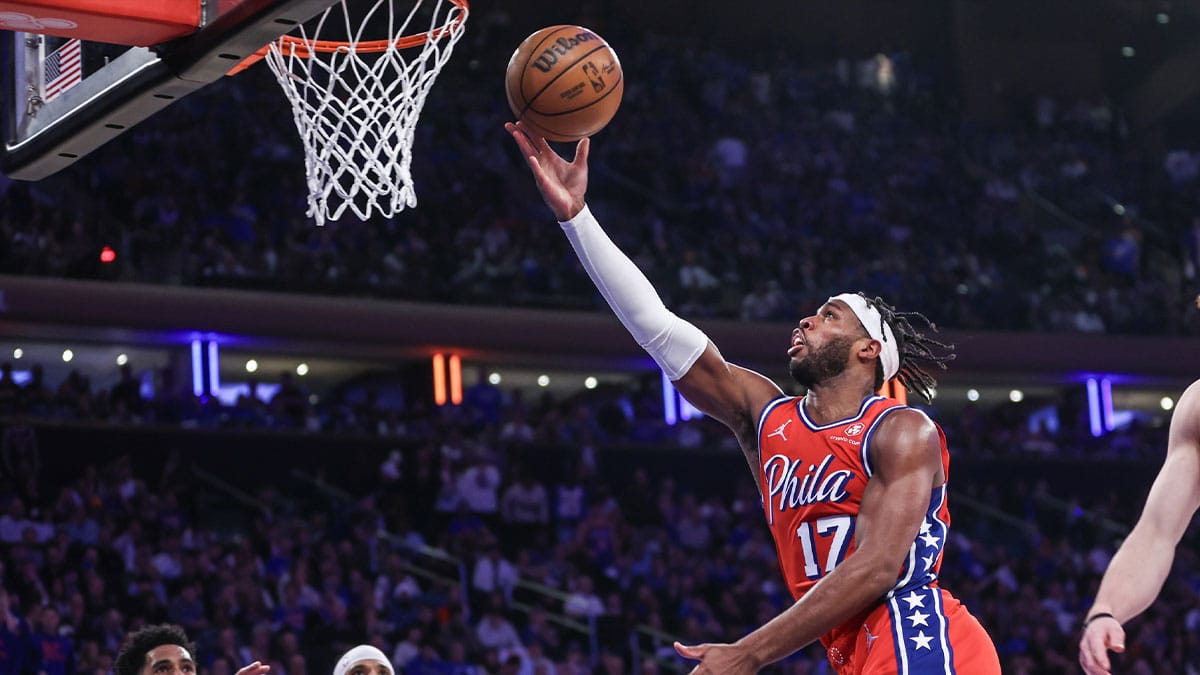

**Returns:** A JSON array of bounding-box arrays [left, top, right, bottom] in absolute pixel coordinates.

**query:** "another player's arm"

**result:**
[[505, 122, 783, 440], [677, 409, 943, 672], [1080, 380, 1200, 675]]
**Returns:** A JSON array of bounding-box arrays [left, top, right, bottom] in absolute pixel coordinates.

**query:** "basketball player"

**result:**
[[332, 645, 393, 675], [114, 624, 271, 675], [1079, 379, 1200, 675], [505, 121, 1000, 674]]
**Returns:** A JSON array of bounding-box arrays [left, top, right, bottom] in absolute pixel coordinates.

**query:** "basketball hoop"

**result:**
[[230, 0, 469, 226]]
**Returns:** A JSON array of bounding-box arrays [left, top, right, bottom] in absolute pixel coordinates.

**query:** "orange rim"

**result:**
[[227, 0, 468, 76]]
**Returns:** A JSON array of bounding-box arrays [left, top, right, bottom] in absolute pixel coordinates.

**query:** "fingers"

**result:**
[[506, 120, 552, 154], [574, 136, 590, 166], [505, 122, 538, 159], [673, 641, 707, 660], [530, 126, 555, 156], [235, 661, 271, 675], [527, 155, 553, 192], [1079, 644, 1109, 675], [1105, 622, 1126, 653]]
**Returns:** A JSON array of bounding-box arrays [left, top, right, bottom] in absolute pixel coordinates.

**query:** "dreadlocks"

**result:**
[[861, 293, 955, 404]]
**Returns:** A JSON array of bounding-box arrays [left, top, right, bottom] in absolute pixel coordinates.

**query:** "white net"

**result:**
[[264, 0, 468, 226]]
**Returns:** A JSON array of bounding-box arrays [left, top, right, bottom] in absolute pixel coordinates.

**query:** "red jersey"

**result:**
[[756, 395, 1000, 674], [756, 395, 953, 629]]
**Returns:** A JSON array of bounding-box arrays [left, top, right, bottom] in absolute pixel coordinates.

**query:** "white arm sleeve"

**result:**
[[559, 204, 709, 381]]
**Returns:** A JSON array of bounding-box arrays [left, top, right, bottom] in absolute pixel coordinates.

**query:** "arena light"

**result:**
[[488, 372, 502, 385], [1100, 378, 1114, 432], [1086, 378, 1103, 437], [966, 388, 980, 402], [61, 349, 73, 362], [662, 371, 678, 425], [537, 374, 550, 387], [1009, 389, 1024, 403], [245, 359, 258, 373], [1156, 12, 1170, 24], [99, 246, 117, 263], [191, 340, 204, 396], [432, 354, 447, 405], [12, 348, 22, 360], [448, 355, 462, 404], [207, 342, 220, 396], [1161, 396, 1175, 411], [116, 353, 128, 366], [584, 376, 598, 390], [296, 363, 309, 376]]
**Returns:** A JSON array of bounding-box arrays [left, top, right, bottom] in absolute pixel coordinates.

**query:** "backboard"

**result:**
[[1, 0, 337, 180]]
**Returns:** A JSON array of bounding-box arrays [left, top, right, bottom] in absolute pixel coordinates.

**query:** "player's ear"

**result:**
[[858, 337, 882, 361]]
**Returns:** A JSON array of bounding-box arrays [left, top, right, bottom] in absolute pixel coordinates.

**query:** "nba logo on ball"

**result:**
[[505, 25, 624, 142]]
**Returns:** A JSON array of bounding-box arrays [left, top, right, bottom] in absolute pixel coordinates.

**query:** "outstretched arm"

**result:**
[[505, 122, 781, 436], [1080, 379, 1200, 675]]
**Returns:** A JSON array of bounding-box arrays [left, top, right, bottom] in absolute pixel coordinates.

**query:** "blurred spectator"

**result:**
[[500, 467, 549, 549], [562, 576, 604, 620], [30, 606, 74, 675], [471, 544, 519, 604], [475, 608, 521, 652], [108, 364, 144, 420], [0, 587, 31, 675], [458, 452, 502, 524], [0, 363, 21, 414]]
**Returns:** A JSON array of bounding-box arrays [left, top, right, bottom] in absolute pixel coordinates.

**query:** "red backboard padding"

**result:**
[[0, 0, 201, 46]]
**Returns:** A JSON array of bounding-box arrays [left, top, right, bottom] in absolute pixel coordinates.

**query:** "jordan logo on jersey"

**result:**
[[863, 624, 879, 652], [762, 453, 854, 525], [767, 419, 792, 441]]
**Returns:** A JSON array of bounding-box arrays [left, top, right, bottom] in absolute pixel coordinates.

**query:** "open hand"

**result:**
[[235, 661, 271, 675], [504, 121, 588, 221]]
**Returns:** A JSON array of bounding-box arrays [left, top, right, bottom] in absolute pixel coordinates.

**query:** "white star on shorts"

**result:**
[[910, 631, 934, 651], [907, 610, 930, 627], [903, 591, 926, 609]]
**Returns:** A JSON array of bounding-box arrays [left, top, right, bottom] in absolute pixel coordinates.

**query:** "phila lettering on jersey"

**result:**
[[755, 395, 953, 605]]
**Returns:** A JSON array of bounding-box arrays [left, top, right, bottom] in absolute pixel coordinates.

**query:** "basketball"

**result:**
[[505, 25, 624, 142]]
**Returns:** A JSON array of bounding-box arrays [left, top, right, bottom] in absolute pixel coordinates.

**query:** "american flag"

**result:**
[[44, 38, 82, 101]]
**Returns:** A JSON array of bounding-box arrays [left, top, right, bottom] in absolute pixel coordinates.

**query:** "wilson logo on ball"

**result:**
[[531, 32, 600, 73]]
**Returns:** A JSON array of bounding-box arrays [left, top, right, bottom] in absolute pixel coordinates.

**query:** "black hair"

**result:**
[[858, 293, 955, 404], [114, 624, 196, 675]]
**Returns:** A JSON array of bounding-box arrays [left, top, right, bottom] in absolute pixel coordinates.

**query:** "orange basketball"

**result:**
[[505, 25, 624, 142]]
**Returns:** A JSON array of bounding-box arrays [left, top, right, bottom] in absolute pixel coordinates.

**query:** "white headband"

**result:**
[[829, 293, 899, 382], [334, 646, 393, 675]]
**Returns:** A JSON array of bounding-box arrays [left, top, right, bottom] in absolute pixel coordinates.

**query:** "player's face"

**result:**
[[141, 645, 196, 675], [788, 301, 863, 388], [346, 660, 391, 675]]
